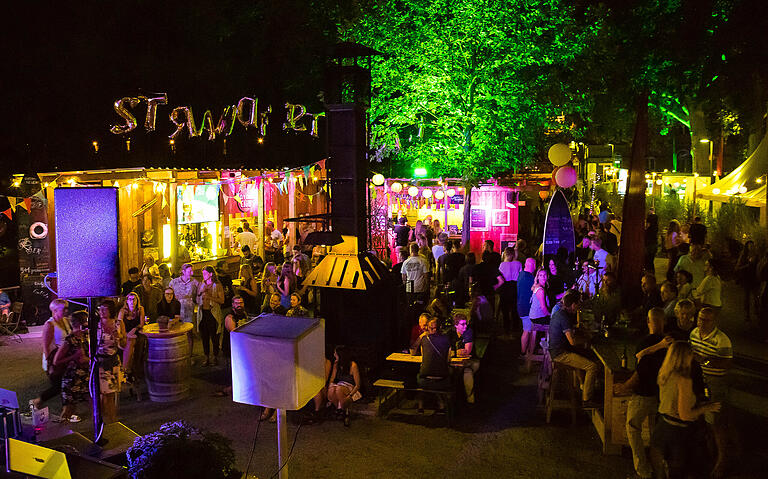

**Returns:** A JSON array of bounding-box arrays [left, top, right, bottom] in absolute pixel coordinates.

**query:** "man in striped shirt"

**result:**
[[690, 307, 732, 477]]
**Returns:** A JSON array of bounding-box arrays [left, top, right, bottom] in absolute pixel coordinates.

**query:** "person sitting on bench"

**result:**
[[410, 315, 452, 411]]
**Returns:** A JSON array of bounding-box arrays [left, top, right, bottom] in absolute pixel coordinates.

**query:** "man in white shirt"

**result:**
[[589, 236, 613, 278], [401, 243, 430, 305], [237, 228, 257, 255]]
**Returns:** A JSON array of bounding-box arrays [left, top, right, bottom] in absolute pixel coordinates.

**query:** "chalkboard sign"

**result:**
[[450, 195, 464, 205], [542, 190, 575, 257], [16, 178, 51, 325], [470, 208, 487, 230]]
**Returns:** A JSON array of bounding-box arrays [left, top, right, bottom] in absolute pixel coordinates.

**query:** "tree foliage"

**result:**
[[342, 0, 599, 180]]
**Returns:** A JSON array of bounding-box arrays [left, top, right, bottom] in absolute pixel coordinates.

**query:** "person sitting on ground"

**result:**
[[53, 310, 90, 423], [327, 346, 362, 427], [650, 341, 721, 479], [121, 267, 141, 297], [547, 291, 600, 407], [261, 293, 287, 315], [675, 269, 694, 300], [450, 313, 480, 404], [692, 258, 722, 310], [286, 292, 309, 317], [410, 317, 452, 412], [133, 273, 163, 322], [614, 308, 668, 479], [659, 281, 678, 325]]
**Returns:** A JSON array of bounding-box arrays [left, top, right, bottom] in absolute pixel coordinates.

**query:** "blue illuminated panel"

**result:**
[[54, 188, 119, 297]]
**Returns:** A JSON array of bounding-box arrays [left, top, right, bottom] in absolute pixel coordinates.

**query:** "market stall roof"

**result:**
[[698, 132, 768, 207]]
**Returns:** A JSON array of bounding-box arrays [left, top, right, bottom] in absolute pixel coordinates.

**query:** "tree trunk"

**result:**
[[619, 93, 649, 309], [461, 184, 473, 248], [689, 105, 711, 176]]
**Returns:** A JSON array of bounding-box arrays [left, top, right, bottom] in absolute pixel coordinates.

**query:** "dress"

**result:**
[[97, 320, 123, 394], [60, 332, 89, 406]]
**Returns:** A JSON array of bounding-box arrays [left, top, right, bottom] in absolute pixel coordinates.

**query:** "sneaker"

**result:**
[[68, 415, 82, 423]]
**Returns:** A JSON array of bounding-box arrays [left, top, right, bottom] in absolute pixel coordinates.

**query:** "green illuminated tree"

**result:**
[[342, 0, 598, 240]]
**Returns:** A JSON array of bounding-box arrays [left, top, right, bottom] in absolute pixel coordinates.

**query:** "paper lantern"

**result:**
[[408, 186, 419, 197], [548, 143, 572, 166], [422, 188, 433, 198], [231, 315, 325, 409], [554, 165, 577, 188], [539, 190, 549, 200], [446, 188, 456, 197], [372, 173, 385, 186], [390, 182, 402, 193], [434, 190, 445, 200]]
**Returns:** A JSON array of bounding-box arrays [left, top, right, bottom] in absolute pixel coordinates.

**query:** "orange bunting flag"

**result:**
[[22, 197, 32, 213], [8, 197, 17, 212], [2, 208, 11, 220]]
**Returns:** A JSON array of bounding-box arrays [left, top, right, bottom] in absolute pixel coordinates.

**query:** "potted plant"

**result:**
[[127, 421, 240, 479]]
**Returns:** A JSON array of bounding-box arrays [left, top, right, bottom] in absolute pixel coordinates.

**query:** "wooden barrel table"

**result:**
[[142, 322, 193, 402]]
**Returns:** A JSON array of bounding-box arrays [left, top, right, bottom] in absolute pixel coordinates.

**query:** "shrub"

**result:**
[[127, 421, 239, 479]]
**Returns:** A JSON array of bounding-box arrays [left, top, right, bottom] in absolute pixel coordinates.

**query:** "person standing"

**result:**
[[650, 341, 720, 479], [31, 299, 72, 410], [674, 243, 709, 288], [393, 217, 411, 248], [614, 308, 668, 479], [133, 274, 162, 322], [276, 261, 298, 310], [53, 311, 90, 423], [237, 226, 257, 256], [692, 259, 722, 311], [196, 266, 225, 366], [410, 316, 452, 411], [690, 307, 733, 477], [644, 212, 659, 273], [402, 243, 430, 305], [118, 292, 146, 400], [496, 247, 522, 335], [169, 263, 199, 358], [734, 240, 757, 322], [236, 264, 260, 315], [517, 258, 536, 356], [689, 216, 707, 245], [95, 300, 126, 424], [664, 220, 682, 282], [120, 267, 141, 297], [157, 287, 181, 323], [589, 236, 614, 278]]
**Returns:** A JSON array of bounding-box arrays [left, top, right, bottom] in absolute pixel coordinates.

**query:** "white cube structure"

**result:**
[[231, 314, 325, 410]]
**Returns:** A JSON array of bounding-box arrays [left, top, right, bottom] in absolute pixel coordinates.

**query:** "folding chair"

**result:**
[[0, 302, 23, 342]]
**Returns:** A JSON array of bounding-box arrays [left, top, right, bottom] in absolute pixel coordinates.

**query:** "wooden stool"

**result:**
[[545, 360, 581, 425], [525, 323, 549, 373]]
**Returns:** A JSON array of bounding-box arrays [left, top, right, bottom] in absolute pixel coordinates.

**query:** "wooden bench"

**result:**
[[373, 378, 456, 426]]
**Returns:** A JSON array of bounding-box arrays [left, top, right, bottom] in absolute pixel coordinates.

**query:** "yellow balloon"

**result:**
[[548, 143, 572, 167]]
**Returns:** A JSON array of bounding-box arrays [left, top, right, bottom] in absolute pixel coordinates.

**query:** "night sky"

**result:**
[[2, 1, 334, 174]]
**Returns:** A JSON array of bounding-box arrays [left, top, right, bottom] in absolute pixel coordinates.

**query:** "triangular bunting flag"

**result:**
[[318, 159, 326, 170], [22, 197, 32, 213], [303, 166, 312, 180], [8, 197, 17, 212], [2, 208, 11, 220], [34, 190, 46, 200]]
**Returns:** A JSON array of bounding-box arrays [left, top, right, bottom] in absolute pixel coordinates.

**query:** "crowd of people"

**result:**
[[21, 208, 762, 471]]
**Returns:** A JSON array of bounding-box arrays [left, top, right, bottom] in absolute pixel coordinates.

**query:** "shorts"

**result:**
[[521, 316, 532, 332], [703, 375, 729, 424], [330, 381, 362, 401]]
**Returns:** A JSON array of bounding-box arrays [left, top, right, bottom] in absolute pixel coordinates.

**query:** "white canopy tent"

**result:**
[[697, 132, 768, 208]]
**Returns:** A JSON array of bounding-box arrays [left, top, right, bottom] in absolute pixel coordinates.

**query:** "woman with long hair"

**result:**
[[522, 268, 550, 357], [237, 264, 259, 314], [95, 299, 126, 424], [260, 262, 278, 310], [276, 261, 298, 310], [692, 258, 722, 311], [651, 341, 721, 478], [497, 247, 522, 335], [665, 220, 682, 281], [327, 346, 362, 427], [196, 266, 225, 366], [118, 292, 146, 399]]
